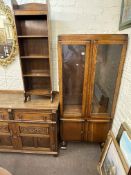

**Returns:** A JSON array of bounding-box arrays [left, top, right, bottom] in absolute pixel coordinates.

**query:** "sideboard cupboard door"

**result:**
[[0, 122, 13, 149], [13, 123, 57, 152], [58, 41, 91, 117], [89, 41, 127, 119]]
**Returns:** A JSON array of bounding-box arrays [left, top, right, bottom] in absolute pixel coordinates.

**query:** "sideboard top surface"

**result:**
[[0, 93, 59, 110]]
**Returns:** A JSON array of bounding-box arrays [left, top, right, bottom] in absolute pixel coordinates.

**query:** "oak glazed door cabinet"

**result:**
[[58, 34, 128, 143]]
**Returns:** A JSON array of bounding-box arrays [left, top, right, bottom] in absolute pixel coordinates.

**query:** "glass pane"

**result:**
[[92, 44, 123, 114], [62, 45, 86, 113]]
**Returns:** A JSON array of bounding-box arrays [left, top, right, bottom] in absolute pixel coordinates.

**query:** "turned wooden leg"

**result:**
[[60, 141, 67, 150], [28, 95, 31, 101], [50, 91, 53, 102], [50, 95, 53, 102], [24, 93, 28, 103]]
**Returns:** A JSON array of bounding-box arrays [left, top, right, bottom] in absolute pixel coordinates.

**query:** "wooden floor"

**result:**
[[0, 143, 100, 175]]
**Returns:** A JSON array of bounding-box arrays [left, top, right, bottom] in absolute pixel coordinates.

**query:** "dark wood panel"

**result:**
[[22, 59, 49, 75], [15, 15, 48, 36], [21, 136, 50, 148], [24, 77, 51, 91], [0, 110, 9, 120], [0, 122, 13, 148], [60, 120, 84, 141], [85, 121, 111, 142], [18, 38, 49, 56]]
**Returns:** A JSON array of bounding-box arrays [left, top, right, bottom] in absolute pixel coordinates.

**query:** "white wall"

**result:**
[[0, 0, 24, 90], [0, 0, 131, 135]]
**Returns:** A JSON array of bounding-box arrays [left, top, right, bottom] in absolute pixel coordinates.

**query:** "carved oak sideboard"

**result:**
[[0, 93, 59, 155]]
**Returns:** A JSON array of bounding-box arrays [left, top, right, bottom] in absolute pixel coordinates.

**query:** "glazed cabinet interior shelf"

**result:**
[[58, 34, 128, 143], [12, 1, 53, 102]]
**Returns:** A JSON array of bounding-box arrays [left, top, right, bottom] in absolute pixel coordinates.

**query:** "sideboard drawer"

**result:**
[[14, 111, 52, 122], [0, 110, 9, 120]]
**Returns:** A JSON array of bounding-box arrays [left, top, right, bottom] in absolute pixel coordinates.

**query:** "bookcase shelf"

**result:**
[[20, 55, 49, 59], [15, 11, 48, 16], [26, 89, 51, 96], [14, 2, 52, 102], [18, 35, 48, 38], [23, 72, 50, 77]]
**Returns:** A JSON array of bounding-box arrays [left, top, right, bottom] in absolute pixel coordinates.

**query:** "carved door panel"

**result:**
[[0, 122, 13, 149], [0, 110, 9, 120], [14, 123, 56, 152]]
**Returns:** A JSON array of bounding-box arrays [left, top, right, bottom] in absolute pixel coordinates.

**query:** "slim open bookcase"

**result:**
[[12, 0, 53, 102]]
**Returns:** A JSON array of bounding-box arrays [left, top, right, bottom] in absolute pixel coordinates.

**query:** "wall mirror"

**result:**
[[0, 0, 18, 66]]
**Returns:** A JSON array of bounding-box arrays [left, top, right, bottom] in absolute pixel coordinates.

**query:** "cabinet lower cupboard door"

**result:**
[[60, 120, 84, 141], [0, 122, 13, 148], [13, 123, 57, 152], [85, 121, 111, 142]]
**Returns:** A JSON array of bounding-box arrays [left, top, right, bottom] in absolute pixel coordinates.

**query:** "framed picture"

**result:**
[[117, 122, 131, 169], [119, 0, 131, 30], [98, 131, 131, 175]]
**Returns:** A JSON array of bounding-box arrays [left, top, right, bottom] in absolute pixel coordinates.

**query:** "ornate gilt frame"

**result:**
[[98, 131, 131, 175], [0, 0, 18, 66]]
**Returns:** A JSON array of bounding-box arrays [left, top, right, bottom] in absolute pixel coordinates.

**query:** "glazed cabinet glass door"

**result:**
[[59, 42, 90, 116], [91, 42, 126, 117]]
